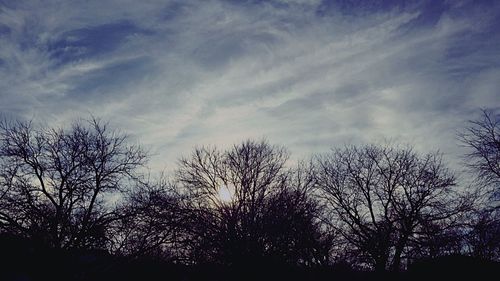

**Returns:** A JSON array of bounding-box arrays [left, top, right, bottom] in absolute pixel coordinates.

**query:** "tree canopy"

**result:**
[[0, 112, 498, 272]]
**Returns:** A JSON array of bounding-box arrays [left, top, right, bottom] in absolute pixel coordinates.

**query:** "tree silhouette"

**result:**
[[458, 109, 500, 261], [107, 177, 186, 261], [2, 115, 498, 278], [314, 144, 468, 271], [466, 210, 500, 261], [459, 109, 500, 203], [0, 118, 147, 249], [175, 140, 329, 266]]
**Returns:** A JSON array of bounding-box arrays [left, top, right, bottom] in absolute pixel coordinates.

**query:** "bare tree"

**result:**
[[314, 144, 467, 271], [458, 109, 500, 261], [459, 109, 500, 203], [175, 140, 328, 266], [0, 118, 147, 249]]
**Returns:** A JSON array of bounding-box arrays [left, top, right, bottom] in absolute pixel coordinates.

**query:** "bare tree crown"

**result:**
[[0, 118, 147, 249], [459, 109, 500, 193]]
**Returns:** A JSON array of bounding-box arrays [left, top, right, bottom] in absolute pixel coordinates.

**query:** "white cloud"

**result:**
[[1, 0, 499, 173]]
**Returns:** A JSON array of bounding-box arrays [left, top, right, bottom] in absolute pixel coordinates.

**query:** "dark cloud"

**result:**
[[65, 56, 157, 100], [48, 21, 151, 65]]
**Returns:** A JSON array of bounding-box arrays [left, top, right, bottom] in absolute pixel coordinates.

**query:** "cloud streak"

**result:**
[[1, 0, 499, 170]]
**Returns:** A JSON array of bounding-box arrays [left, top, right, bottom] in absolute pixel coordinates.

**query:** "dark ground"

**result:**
[[1, 234, 499, 281]]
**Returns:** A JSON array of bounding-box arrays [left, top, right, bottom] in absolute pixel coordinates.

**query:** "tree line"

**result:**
[[0, 110, 499, 273]]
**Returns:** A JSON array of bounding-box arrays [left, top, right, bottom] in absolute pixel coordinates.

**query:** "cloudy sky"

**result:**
[[1, 0, 499, 171]]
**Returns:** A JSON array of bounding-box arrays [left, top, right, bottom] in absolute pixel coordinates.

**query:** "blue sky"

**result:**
[[1, 0, 499, 171]]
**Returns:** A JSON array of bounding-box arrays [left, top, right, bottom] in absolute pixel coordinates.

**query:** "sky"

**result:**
[[0, 0, 499, 172]]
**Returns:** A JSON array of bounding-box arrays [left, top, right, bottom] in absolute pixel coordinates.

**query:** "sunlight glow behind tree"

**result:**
[[218, 185, 235, 203]]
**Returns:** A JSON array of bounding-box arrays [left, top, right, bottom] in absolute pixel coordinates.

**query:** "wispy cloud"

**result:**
[[1, 0, 499, 170]]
